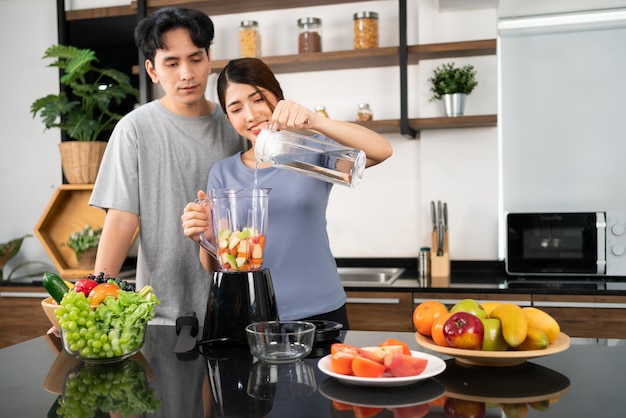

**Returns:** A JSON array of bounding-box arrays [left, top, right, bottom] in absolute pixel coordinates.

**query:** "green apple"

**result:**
[[481, 318, 509, 351], [451, 299, 488, 321]]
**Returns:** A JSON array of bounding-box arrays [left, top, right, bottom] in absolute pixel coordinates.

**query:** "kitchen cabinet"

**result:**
[[532, 294, 626, 339], [0, 286, 50, 349], [346, 291, 414, 331], [61, 0, 497, 138]]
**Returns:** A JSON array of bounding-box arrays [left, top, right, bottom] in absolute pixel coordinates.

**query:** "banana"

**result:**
[[489, 303, 528, 348], [480, 301, 501, 317], [514, 327, 549, 351], [522, 307, 560, 343]]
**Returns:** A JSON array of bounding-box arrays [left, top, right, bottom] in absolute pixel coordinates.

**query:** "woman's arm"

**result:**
[[271, 99, 393, 167]]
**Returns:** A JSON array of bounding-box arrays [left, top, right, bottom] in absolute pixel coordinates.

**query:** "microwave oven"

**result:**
[[506, 211, 626, 276]]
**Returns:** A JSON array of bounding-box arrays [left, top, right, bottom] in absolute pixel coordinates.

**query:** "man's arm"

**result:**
[[94, 208, 139, 277]]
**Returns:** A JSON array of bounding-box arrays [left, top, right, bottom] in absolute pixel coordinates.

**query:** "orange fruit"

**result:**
[[431, 311, 453, 346], [413, 300, 449, 336]]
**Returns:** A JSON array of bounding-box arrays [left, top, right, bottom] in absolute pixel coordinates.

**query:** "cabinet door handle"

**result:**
[[0, 292, 49, 298], [347, 297, 400, 305], [413, 298, 531, 307], [533, 301, 626, 309]]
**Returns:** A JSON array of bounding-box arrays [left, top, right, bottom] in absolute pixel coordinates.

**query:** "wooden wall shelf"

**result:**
[[63, 2, 497, 138], [33, 185, 104, 279], [210, 40, 497, 74]]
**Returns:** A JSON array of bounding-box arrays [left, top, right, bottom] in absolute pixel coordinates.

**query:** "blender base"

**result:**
[[203, 268, 279, 345]]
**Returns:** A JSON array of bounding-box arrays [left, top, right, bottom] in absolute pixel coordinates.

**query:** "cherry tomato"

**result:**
[[88, 283, 119, 305]]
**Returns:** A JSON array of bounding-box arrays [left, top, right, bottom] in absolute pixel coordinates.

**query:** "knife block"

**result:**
[[431, 229, 450, 277]]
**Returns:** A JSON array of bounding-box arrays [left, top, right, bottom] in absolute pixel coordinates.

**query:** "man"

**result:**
[[90, 7, 247, 324]]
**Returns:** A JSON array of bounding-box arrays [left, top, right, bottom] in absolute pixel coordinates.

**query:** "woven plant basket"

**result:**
[[59, 142, 107, 184]]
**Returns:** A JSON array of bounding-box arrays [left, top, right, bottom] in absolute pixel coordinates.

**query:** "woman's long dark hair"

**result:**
[[217, 58, 285, 114]]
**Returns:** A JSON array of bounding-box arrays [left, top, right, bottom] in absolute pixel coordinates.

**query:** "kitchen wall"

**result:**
[[1, 0, 502, 278]]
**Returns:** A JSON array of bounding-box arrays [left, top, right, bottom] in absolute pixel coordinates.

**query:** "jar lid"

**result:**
[[240, 20, 258, 27], [315, 105, 326, 111], [298, 17, 322, 27], [358, 103, 371, 109], [353, 11, 379, 20]]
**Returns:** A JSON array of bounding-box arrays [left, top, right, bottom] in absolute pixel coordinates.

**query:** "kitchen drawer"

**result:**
[[345, 291, 413, 332], [0, 286, 51, 348], [532, 294, 626, 339]]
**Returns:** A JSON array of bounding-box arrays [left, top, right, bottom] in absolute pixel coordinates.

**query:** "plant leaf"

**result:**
[[0, 234, 32, 270]]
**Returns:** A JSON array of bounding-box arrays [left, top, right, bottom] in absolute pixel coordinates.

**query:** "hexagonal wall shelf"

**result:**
[[34, 185, 105, 279]]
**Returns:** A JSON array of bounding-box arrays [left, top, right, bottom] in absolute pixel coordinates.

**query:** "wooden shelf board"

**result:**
[[409, 114, 498, 131], [66, 5, 136, 20], [143, 0, 374, 16]]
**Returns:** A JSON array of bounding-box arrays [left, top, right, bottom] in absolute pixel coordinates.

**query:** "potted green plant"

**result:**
[[30, 44, 139, 183], [63, 225, 102, 269], [428, 62, 478, 117], [0, 234, 50, 280]]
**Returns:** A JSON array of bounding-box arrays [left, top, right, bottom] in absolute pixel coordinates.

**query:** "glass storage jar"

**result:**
[[356, 103, 373, 122], [315, 105, 329, 118], [298, 17, 322, 53], [239, 20, 260, 58], [353, 11, 378, 49]]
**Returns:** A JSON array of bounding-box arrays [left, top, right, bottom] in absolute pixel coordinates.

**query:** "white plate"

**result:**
[[317, 350, 446, 387]]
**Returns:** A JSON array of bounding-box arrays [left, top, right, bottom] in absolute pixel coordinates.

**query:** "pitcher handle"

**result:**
[[194, 198, 218, 260]]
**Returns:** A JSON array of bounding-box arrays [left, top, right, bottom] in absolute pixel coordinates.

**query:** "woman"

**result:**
[[182, 58, 392, 328]]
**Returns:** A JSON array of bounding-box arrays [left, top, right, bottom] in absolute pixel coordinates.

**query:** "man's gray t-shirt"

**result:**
[[90, 100, 247, 324]]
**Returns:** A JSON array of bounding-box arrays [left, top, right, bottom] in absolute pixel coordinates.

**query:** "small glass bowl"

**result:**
[[245, 321, 316, 364], [60, 323, 147, 364]]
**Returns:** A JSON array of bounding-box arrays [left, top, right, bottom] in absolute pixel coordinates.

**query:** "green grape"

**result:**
[[57, 359, 162, 418], [55, 285, 158, 361]]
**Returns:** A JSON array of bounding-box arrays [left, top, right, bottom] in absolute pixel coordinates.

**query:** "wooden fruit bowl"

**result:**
[[415, 332, 570, 367]]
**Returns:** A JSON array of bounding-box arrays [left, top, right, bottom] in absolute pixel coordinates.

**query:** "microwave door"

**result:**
[[506, 212, 604, 276]]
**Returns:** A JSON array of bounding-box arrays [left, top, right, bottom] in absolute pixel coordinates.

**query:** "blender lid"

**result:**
[[309, 320, 343, 342]]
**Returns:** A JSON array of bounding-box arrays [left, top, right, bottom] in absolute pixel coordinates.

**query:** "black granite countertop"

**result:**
[[1, 325, 626, 417]]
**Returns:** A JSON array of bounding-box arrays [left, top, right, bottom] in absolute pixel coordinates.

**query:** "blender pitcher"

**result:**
[[197, 188, 271, 271], [197, 188, 279, 345]]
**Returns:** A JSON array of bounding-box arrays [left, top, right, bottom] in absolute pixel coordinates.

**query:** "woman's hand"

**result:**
[[182, 190, 213, 242], [271, 99, 319, 130]]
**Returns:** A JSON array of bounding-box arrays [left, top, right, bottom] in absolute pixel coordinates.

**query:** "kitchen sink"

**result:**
[[337, 267, 405, 286]]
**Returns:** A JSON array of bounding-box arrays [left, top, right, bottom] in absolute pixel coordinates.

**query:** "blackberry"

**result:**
[[86, 273, 135, 291]]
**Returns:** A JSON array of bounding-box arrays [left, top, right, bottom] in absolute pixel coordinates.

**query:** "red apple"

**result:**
[[384, 353, 428, 377], [443, 397, 486, 418], [443, 312, 484, 350]]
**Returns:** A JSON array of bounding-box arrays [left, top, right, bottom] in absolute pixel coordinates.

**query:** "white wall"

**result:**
[[0, 0, 499, 278]]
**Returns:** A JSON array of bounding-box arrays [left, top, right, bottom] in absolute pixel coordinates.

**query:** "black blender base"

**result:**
[[203, 268, 279, 344]]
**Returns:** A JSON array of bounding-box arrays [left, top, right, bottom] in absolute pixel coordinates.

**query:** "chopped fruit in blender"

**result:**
[[215, 226, 265, 271]]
